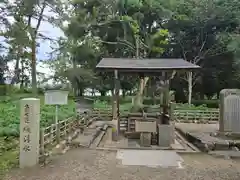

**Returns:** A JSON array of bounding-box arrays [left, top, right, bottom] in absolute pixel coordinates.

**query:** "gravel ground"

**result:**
[[4, 149, 240, 180]]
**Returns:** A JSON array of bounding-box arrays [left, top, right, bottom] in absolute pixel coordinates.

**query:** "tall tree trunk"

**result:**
[[187, 71, 193, 105], [129, 90, 133, 95], [79, 87, 84, 96], [132, 34, 150, 110], [20, 59, 24, 91], [31, 38, 37, 96], [28, 0, 46, 96], [11, 46, 21, 85], [72, 60, 77, 96], [100, 90, 106, 96], [133, 77, 149, 110], [122, 89, 126, 98], [111, 89, 114, 96]]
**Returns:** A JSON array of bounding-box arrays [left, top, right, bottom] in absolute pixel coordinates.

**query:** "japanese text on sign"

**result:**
[[24, 104, 30, 123], [23, 104, 31, 152]]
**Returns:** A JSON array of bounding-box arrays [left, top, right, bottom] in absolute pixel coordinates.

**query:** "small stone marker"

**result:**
[[220, 89, 240, 133], [20, 98, 40, 168], [158, 124, 175, 147]]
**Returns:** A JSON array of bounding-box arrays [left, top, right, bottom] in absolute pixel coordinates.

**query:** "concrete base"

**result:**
[[158, 124, 175, 147], [116, 150, 184, 168]]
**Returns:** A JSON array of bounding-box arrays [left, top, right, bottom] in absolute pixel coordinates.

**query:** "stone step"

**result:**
[[90, 125, 108, 148], [71, 123, 108, 148]]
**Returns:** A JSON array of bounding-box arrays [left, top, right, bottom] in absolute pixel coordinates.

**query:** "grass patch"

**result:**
[[93, 100, 132, 111]]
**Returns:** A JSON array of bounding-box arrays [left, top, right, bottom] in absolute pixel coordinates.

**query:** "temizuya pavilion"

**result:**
[[96, 58, 200, 145]]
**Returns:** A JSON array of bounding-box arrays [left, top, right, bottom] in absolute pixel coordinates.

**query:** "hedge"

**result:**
[[87, 96, 219, 108], [191, 99, 219, 108]]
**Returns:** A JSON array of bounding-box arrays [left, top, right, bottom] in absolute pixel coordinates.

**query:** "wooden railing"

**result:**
[[92, 108, 220, 123], [39, 117, 74, 154], [174, 109, 219, 122], [39, 112, 92, 157], [36, 108, 221, 160]]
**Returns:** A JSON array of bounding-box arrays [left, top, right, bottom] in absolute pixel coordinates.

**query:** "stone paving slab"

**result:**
[[176, 123, 234, 151], [208, 151, 240, 159], [116, 150, 184, 168], [188, 132, 229, 145], [175, 123, 219, 133]]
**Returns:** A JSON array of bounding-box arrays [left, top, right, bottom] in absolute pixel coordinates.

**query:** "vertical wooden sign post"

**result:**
[[20, 98, 40, 168]]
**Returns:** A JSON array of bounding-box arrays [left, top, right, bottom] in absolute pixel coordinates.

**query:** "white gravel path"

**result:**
[[4, 149, 240, 180]]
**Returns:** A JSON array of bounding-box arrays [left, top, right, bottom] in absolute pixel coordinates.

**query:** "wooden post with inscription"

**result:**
[[20, 98, 40, 168]]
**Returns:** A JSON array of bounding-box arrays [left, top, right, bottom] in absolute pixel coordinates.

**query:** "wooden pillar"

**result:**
[[169, 102, 175, 121], [159, 92, 163, 113], [113, 70, 120, 134], [112, 92, 115, 119]]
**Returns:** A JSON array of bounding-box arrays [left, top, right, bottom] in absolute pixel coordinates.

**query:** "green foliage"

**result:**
[[93, 99, 109, 109], [93, 99, 133, 111], [0, 138, 19, 176], [121, 15, 140, 34], [175, 103, 211, 110], [0, 56, 8, 94], [91, 96, 219, 109], [124, 0, 143, 8], [191, 100, 219, 109], [151, 29, 169, 53], [0, 95, 76, 137]]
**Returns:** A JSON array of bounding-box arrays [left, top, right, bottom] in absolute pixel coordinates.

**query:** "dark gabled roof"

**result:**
[[96, 58, 200, 72]]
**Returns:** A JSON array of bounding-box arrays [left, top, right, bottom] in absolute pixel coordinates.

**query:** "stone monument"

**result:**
[[20, 98, 40, 168], [158, 123, 175, 147], [219, 89, 240, 133]]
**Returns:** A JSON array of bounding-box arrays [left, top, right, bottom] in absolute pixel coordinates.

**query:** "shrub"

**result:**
[[90, 96, 219, 108], [191, 99, 219, 108]]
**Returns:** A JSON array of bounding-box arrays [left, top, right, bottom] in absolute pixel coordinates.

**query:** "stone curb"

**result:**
[[208, 151, 240, 160], [94, 147, 203, 154]]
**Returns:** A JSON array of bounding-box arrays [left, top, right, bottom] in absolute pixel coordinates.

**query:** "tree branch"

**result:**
[[193, 33, 208, 64], [34, 0, 47, 36], [179, 39, 187, 61], [99, 39, 135, 51], [181, 71, 199, 86]]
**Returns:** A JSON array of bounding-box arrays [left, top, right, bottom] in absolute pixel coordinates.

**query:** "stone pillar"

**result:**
[[20, 98, 40, 168], [219, 89, 240, 133], [158, 123, 174, 147]]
